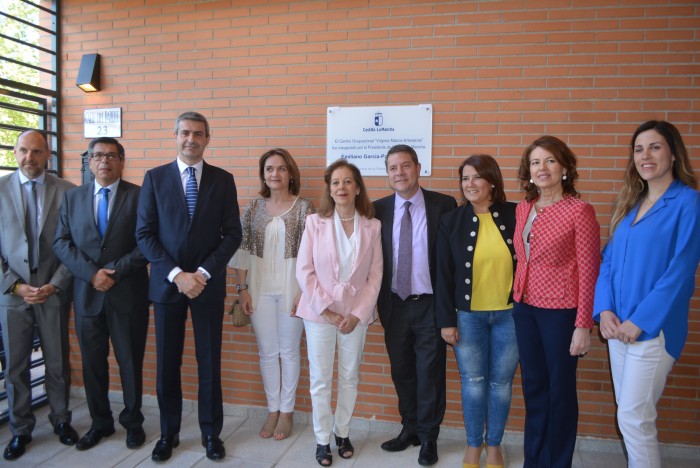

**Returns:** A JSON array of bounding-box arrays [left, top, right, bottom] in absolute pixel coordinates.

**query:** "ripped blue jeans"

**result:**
[[454, 308, 519, 447]]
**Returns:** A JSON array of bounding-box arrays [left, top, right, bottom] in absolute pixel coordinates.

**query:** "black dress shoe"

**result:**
[[151, 434, 179, 462], [76, 427, 116, 451], [54, 422, 79, 446], [202, 435, 226, 461], [126, 426, 146, 449], [380, 428, 420, 452], [3, 435, 32, 461], [418, 440, 438, 466]]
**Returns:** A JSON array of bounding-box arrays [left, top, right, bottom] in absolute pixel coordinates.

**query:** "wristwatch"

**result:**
[[235, 283, 249, 293]]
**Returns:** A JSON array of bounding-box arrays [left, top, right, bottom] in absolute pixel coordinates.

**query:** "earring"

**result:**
[[563, 175, 567, 180], [491, 185, 495, 189], [529, 178, 533, 184]]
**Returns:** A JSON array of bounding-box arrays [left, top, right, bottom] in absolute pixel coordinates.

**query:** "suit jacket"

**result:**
[[435, 201, 517, 329], [295, 213, 383, 325], [53, 179, 149, 316], [136, 160, 242, 304], [594, 180, 700, 359], [373, 187, 457, 326], [0, 171, 74, 307], [513, 196, 600, 329]]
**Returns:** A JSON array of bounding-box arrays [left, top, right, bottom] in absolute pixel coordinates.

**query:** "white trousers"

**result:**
[[251, 294, 304, 413], [608, 333, 675, 468], [304, 319, 367, 445]]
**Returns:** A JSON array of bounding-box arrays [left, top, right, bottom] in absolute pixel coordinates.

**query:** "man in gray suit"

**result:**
[[0, 130, 78, 461], [54, 137, 150, 451]]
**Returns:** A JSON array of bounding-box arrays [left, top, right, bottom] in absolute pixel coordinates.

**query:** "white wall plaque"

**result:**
[[327, 104, 433, 176], [83, 107, 122, 138]]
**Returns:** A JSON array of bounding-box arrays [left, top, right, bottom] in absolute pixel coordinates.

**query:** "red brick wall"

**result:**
[[59, 0, 700, 444]]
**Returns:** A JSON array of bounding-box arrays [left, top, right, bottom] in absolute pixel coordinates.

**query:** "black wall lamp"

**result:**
[[76, 53, 101, 92]]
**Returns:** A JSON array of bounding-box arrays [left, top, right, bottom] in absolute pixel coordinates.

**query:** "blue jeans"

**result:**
[[453, 308, 519, 447]]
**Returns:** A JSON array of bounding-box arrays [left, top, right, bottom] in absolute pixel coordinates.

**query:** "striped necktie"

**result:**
[[185, 166, 198, 221]]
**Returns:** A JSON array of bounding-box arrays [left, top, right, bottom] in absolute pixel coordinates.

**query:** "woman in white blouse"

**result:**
[[295, 159, 383, 466], [230, 148, 314, 440]]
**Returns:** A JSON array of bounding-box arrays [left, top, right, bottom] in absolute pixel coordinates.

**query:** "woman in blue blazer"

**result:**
[[594, 120, 700, 468]]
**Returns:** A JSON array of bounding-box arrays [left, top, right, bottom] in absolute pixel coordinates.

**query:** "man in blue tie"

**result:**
[[136, 112, 242, 462], [0, 130, 78, 461], [54, 137, 150, 451]]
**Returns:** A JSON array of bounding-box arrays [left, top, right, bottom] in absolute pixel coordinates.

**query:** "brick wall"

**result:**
[[59, 0, 700, 444]]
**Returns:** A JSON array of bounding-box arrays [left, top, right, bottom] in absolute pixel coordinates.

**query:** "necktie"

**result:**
[[186, 166, 198, 221], [26, 181, 39, 270], [97, 187, 110, 238], [396, 201, 413, 300]]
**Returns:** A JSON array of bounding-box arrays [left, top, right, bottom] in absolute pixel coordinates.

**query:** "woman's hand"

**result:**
[[338, 314, 360, 335], [290, 291, 301, 317], [599, 310, 621, 340], [569, 327, 590, 357], [239, 289, 254, 315], [441, 327, 459, 346], [617, 319, 642, 344], [321, 309, 342, 327]]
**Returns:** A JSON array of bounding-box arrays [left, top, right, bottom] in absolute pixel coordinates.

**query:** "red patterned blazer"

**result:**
[[513, 196, 600, 328]]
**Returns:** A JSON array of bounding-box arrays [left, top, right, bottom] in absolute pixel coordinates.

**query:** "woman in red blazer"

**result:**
[[512, 136, 600, 468]]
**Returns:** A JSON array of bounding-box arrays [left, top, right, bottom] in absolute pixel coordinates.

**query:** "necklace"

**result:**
[[338, 211, 355, 222]]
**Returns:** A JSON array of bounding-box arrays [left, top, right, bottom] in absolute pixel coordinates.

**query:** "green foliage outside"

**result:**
[[0, 0, 41, 167]]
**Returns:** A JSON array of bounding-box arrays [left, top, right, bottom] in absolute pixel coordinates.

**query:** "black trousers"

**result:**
[[384, 294, 446, 442], [154, 299, 224, 437], [76, 305, 148, 430]]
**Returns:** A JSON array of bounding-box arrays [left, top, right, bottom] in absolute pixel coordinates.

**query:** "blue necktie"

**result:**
[[185, 166, 198, 221], [97, 187, 110, 238], [397, 201, 413, 300]]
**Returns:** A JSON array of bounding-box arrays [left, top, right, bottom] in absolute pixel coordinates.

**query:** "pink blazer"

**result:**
[[295, 213, 383, 325]]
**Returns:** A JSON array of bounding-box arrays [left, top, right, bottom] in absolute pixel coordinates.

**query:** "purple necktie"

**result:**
[[397, 201, 413, 300]]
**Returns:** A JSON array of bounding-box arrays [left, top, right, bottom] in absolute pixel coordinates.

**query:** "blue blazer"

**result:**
[[593, 180, 700, 359], [136, 160, 242, 304]]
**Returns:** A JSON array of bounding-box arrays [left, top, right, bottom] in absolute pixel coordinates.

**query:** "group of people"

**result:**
[[0, 115, 697, 468]]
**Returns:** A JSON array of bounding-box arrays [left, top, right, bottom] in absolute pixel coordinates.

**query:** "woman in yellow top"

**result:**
[[436, 155, 518, 468]]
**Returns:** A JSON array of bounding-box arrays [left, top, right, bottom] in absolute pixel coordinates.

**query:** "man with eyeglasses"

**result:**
[[54, 137, 150, 452], [136, 112, 241, 462], [0, 130, 78, 461]]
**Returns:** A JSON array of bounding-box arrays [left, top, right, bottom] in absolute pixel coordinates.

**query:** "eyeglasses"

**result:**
[[89, 152, 121, 161]]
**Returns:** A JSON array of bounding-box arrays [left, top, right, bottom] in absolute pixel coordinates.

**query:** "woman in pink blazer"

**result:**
[[295, 159, 383, 467]]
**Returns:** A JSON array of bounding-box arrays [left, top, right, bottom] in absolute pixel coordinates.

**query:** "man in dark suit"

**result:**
[[373, 144, 456, 466], [136, 111, 241, 462], [0, 130, 79, 461], [53, 137, 149, 451]]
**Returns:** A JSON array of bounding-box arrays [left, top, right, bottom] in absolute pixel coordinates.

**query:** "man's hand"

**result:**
[[174, 271, 207, 299], [441, 327, 459, 346], [91, 269, 116, 292], [18, 283, 56, 305]]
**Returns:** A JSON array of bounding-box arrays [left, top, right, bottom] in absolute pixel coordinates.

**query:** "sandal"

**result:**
[[315, 443, 332, 466], [334, 434, 354, 459], [274, 412, 293, 440], [259, 411, 279, 439]]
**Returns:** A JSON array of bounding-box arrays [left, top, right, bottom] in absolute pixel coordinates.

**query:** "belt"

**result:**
[[393, 293, 432, 302]]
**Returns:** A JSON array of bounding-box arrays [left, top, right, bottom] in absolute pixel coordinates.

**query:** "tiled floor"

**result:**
[[1, 394, 697, 467]]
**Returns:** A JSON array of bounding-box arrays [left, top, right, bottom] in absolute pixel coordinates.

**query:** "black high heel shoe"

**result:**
[[316, 443, 332, 466], [334, 434, 354, 459]]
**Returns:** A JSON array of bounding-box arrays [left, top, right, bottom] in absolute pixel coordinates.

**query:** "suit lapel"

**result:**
[[9, 172, 25, 226], [39, 174, 56, 235], [350, 216, 368, 277], [105, 180, 129, 239], [321, 217, 340, 276], [168, 161, 189, 220], [79, 182, 102, 241]]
